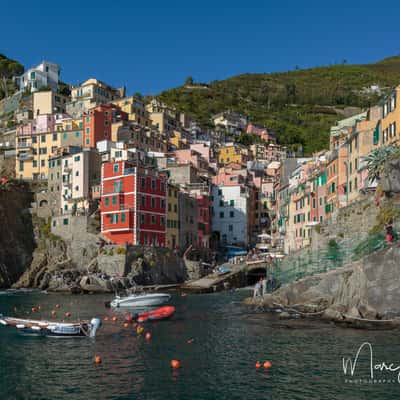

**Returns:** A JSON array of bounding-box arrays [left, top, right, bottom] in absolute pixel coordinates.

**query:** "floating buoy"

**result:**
[[55, 304, 61, 309], [51, 310, 56, 316], [187, 338, 194, 344], [145, 332, 151, 340], [123, 322, 129, 328], [263, 360, 272, 369], [31, 307, 36, 313], [104, 316, 109, 321], [255, 361, 262, 369], [170, 359, 181, 369], [94, 355, 102, 364], [65, 312, 71, 318], [112, 316, 118, 322], [133, 322, 138, 328], [38, 305, 42, 311]]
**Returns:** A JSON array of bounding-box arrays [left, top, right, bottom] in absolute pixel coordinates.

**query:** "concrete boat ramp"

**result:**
[[182, 260, 269, 293]]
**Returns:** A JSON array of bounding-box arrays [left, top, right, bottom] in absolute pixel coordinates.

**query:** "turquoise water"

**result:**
[[1, 291, 400, 399]]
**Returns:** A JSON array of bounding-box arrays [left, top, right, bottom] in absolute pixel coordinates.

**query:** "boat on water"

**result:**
[[136, 306, 175, 323], [110, 292, 171, 308], [0, 315, 102, 338]]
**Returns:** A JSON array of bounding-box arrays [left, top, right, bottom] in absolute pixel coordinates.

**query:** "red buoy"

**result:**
[[171, 359, 181, 369], [145, 332, 151, 340], [112, 316, 118, 322], [104, 316, 109, 321], [123, 322, 129, 328], [255, 361, 262, 369], [263, 360, 272, 369], [94, 355, 102, 364], [31, 307, 36, 313], [65, 312, 71, 318], [55, 304, 61, 309], [51, 310, 56, 316]]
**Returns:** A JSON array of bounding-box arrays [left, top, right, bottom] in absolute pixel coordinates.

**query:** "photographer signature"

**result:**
[[342, 342, 400, 383]]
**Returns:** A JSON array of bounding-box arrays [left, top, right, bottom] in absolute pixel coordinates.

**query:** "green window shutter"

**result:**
[[121, 213, 126, 222], [373, 125, 380, 145], [112, 196, 117, 205], [105, 197, 109, 206]]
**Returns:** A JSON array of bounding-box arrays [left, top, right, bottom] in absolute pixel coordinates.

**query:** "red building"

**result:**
[[100, 160, 167, 246], [196, 193, 212, 248], [83, 104, 128, 148]]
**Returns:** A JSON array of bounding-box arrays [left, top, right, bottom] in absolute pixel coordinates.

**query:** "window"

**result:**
[[349, 181, 352, 193], [33, 160, 37, 168], [141, 177, 146, 188], [113, 164, 119, 173], [161, 217, 165, 226], [319, 197, 322, 206], [86, 127, 90, 134], [75, 171, 79, 177], [229, 225, 233, 232], [85, 116, 90, 123], [219, 212, 224, 218], [86, 138, 90, 145], [75, 185, 79, 191], [354, 177, 358, 190], [151, 215, 156, 225], [41, 135, 46, 143], [161, 182, 165, 192], [112, 196, 117, 205], [219, 200, 224, 207], [41, 160, 45, 167], [230, 200, 234, 206], [230, 211, 234, 218], [63, 132, 68, 140], [168, 204, 171, 212], [74, 155, 80, 162], [174, 204, 177, 213], [105, 198, 109, 206], [140, 214, 145, 224], [151, 179, 156, 190], [151, 197, 156, 208], [141, 196, 146, 207], [52, 133, 58, 141], [312, 198, 316, 209], [32, 136, 37, 144], [121, 213, 126, 223], [161, 199, 165, 209], [63, 218, 68, 225], [218, 189, 222, 196], [114, 181, 122, 192], [111, 214, 118, 224], [355, 158, 358, 170]]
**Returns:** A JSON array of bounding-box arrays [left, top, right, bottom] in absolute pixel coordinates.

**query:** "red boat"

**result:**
[[137, 306, 175, 323]]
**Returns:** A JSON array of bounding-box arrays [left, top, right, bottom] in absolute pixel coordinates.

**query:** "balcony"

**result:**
[[17, 152, 33, 160], [17, 142, 32, 150]]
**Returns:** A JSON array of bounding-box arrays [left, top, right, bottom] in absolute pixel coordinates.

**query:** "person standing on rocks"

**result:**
[[253, 279, 261, 299]]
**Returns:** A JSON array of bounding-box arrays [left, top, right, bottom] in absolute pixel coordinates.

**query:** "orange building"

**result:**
[[83, 104, 128, 148]]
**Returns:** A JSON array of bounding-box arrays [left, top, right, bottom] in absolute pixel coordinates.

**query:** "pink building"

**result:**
[[174, 149, 209, 170], [190, 143, 211, 163], [246, 123, 276, 143], [212, 166, 248, 186]]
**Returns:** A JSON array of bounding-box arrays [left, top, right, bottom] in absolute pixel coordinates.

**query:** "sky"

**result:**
[[1, 0, 400, 95]]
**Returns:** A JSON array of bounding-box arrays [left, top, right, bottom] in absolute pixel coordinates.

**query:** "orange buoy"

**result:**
[[94, 355, 102, 364], [123, 322, 129, 328], [255, 361, 262, 369], [170, 359, 181, 369], [145, 332, 151, 340], [55, 304, 61, 309], [104, 316, 109, 321], [263, 360, 272, 369], [112, 316, 118, 322], [65, 312, 71, 317], [31, 307, 36, 313], [51, 310, 56, 316]]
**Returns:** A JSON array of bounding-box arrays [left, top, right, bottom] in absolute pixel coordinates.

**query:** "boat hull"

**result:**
[[137, 306, 175, 322], [111, 293, 171, 308]]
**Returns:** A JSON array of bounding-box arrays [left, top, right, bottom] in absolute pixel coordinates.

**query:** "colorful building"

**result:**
[[100, 161, 167, 246], [166, 183, 179, 250]]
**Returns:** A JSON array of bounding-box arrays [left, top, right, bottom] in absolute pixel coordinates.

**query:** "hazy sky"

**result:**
[[2, 0, 400, 94]]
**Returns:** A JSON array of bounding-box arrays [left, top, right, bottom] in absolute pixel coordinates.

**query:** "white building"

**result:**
[[15, 61, 60, 93], [60, 149, 101, 213], [212, 184, 249, 246]]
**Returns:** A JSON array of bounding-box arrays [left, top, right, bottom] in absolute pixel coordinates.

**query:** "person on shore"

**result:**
[[261, 276, 267, 296], [385, 219, 397, 244], [253, 280, 261, 299]]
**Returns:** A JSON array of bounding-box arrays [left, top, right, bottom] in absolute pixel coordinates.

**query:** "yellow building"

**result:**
[[33, 91, 69, 116], [166, 183, 179, 249], [16, 115, 83, 180], [381, 85, 400, 146], [112, 96, 152, 128], [217, 144, 249, 166]]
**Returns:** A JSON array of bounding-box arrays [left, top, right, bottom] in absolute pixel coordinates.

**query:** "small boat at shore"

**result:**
[[0, 315, 102, 338], [136, 306, 175, 323], [110, 292, 171, 308]]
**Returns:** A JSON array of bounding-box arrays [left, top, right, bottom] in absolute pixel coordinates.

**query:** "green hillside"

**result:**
[[159, 57, 400, 154], [0, 54, 24, 100]]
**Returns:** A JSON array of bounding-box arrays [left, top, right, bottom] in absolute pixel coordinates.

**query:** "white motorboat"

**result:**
[[110, 292, 171, 308]]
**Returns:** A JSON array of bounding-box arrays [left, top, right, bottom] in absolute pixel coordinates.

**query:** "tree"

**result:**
[[184, 76, 194, 86], [0, 55, 24, 98]]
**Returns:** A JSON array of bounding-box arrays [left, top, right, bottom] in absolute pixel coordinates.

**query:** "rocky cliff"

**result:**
[[0, 183, 35, 288], [247, 241, 400, 327]]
